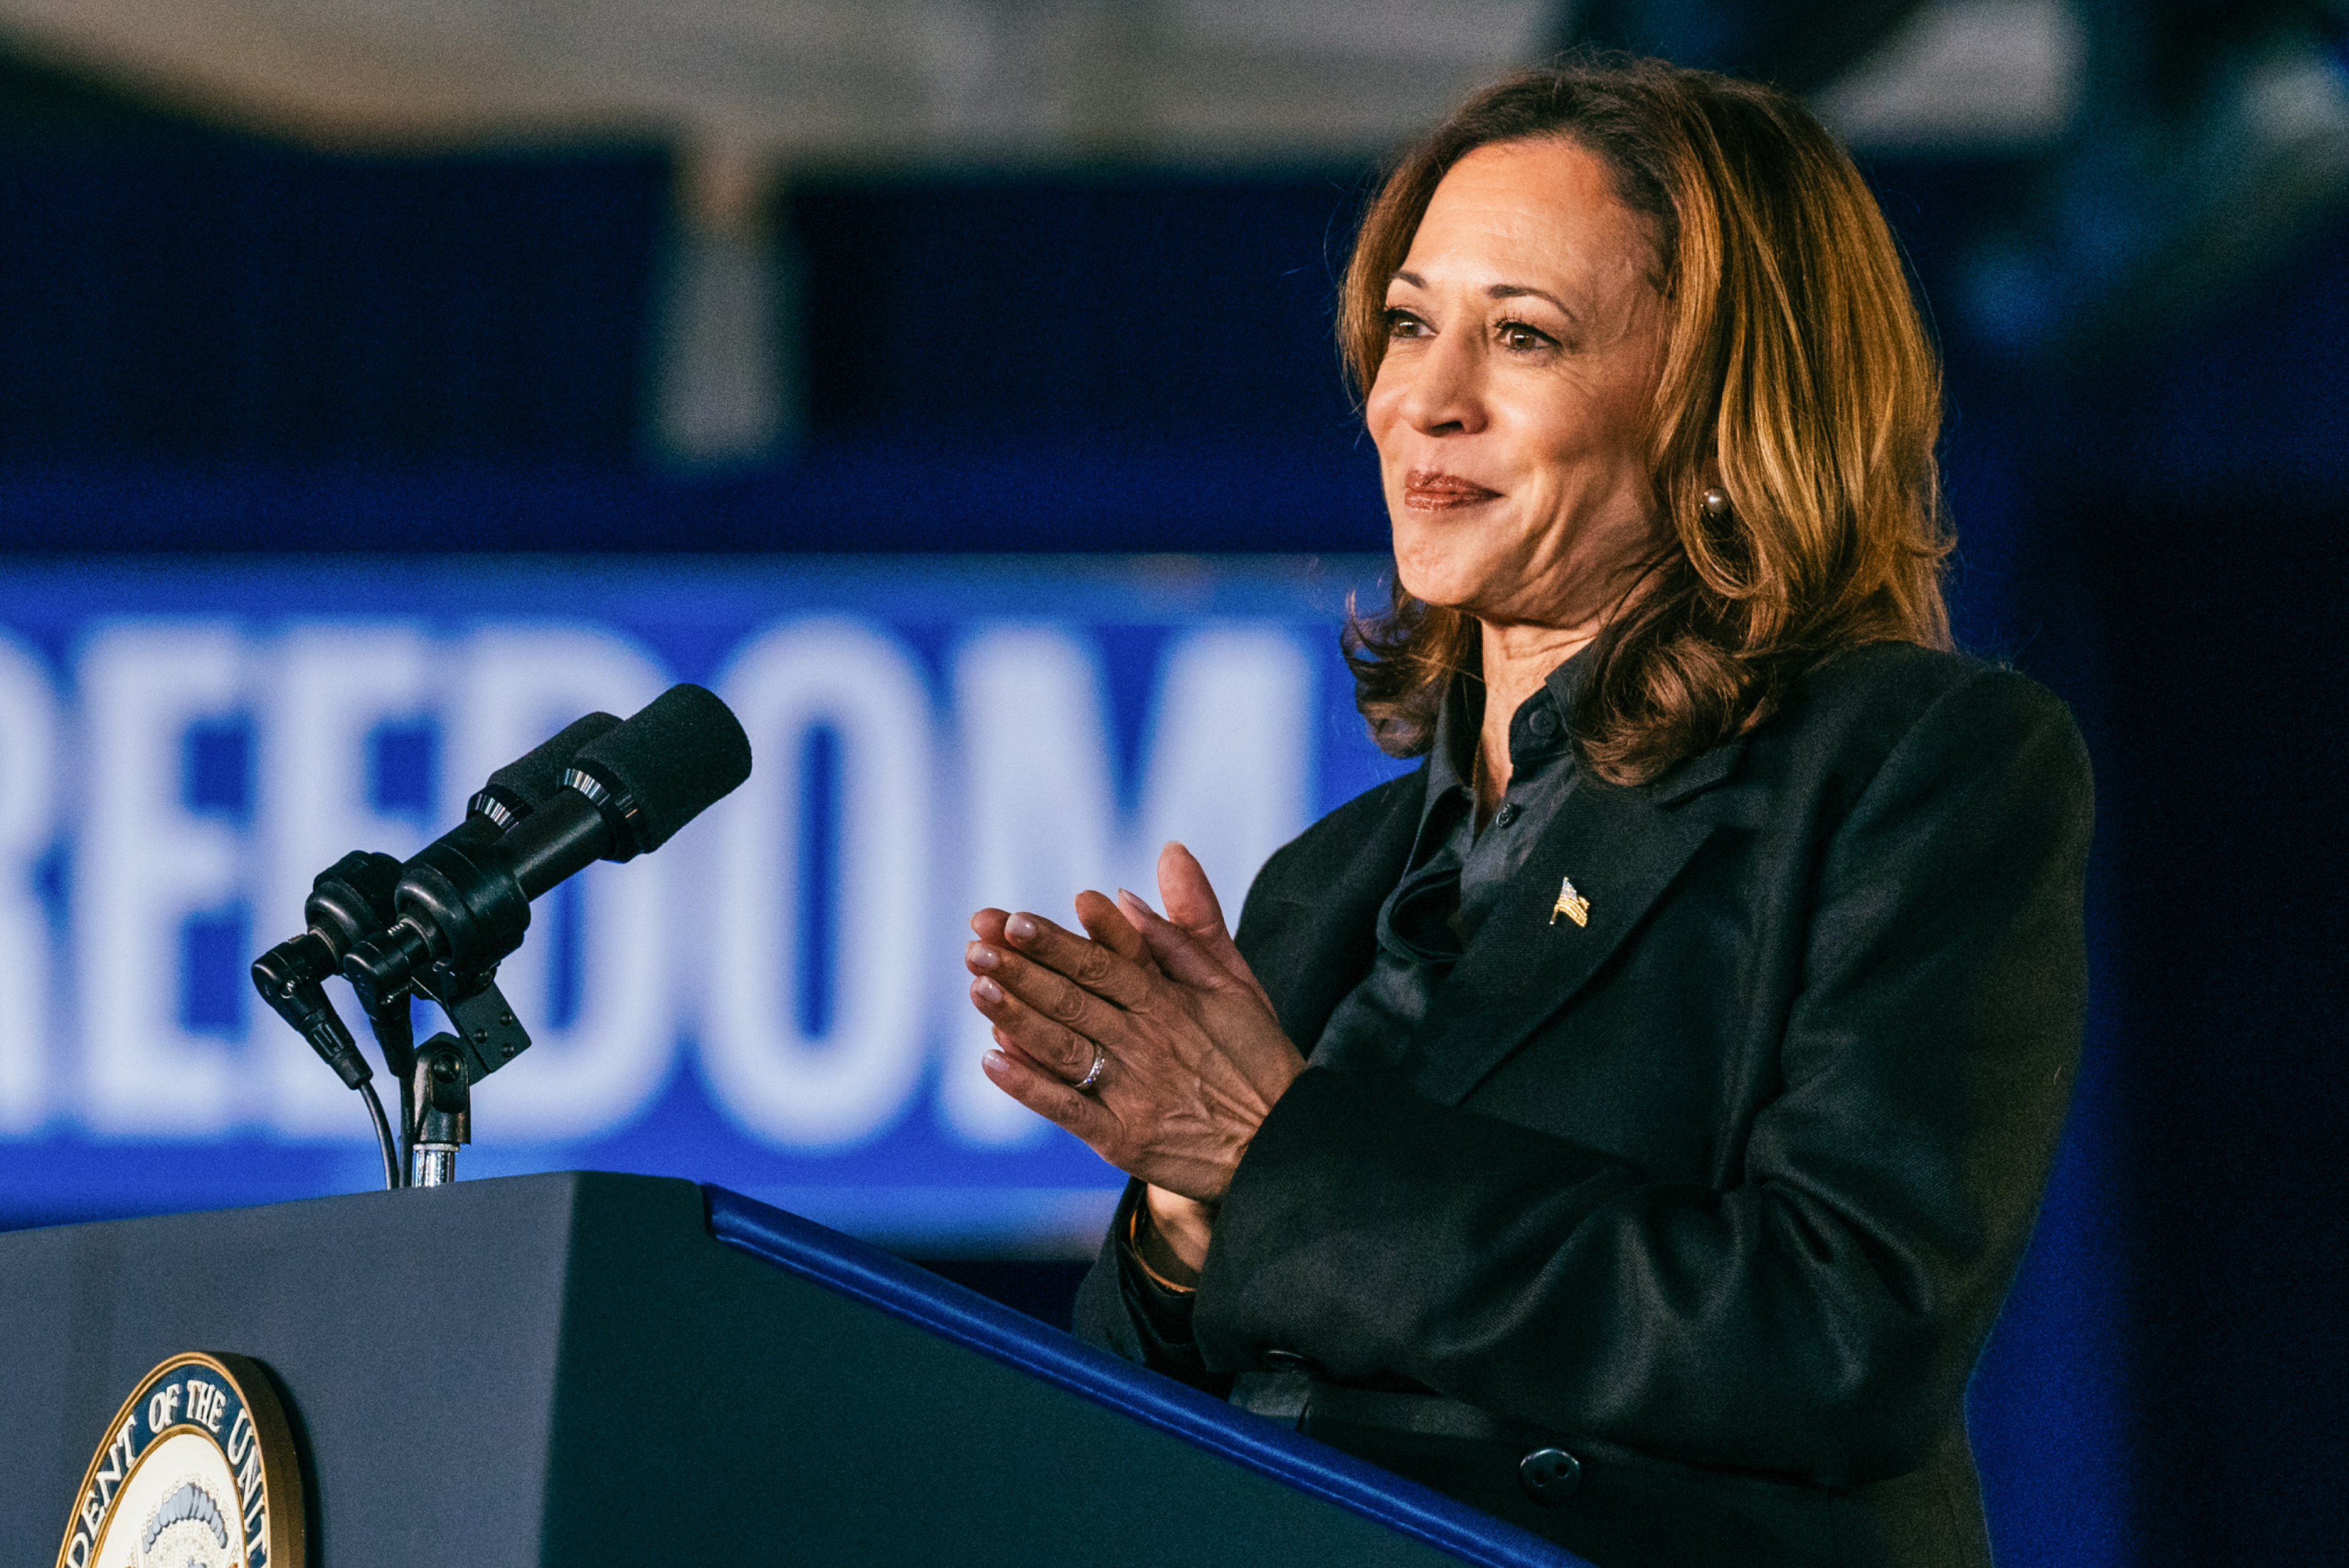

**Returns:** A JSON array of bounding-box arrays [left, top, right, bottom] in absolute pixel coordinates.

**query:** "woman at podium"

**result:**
[[963, 57, 2090, 1568]]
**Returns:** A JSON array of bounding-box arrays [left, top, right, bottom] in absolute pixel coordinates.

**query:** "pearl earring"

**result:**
[[1700, 487, 1731, 520]]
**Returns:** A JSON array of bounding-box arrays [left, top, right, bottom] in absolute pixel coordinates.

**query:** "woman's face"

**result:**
[[1367, 137, 1671, 632]]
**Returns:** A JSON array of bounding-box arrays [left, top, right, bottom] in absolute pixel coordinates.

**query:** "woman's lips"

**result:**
[[1402, 470, 1503, 512]]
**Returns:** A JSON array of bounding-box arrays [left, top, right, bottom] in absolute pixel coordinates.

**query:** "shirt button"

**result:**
[[1528, 708, 1559, 739], [1494, 803, 1519, 828], [1518, 1446, 1583, 1504]]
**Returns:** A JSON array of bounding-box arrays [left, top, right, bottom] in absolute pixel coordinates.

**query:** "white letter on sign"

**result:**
[[77, 623, 245, 1135], [0, 633, 57, 1132], [941, 625, 1115, 1148], [1130, 626, 1310, 926], [702, 618, 931, 1150]]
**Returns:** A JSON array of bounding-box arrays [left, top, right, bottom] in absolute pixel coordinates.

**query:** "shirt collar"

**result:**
[[1418, 642, 1593, 825], [1424, 676, 1477, 806], [1539, 642, 1594, 717]]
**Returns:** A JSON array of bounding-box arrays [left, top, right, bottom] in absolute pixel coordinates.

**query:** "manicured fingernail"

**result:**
[[981, 1048, 1010, 1076], [1117, 887, 1157, 915], [1006, 913, 1038, 942], [967, 942, 999, 970], [972, 976, 1002, 1003]]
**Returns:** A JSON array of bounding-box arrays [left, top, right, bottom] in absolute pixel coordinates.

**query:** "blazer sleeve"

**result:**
[[1186, 667, 2094, 1487], [1072, 1179, 1232, 1394]]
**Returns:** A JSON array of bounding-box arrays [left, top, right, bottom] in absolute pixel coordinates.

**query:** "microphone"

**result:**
[[470, 710, 625, 833], [250, 710, 623, 1086], [342, 684, 752, 1020]]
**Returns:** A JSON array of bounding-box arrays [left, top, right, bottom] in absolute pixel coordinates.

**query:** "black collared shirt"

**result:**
[[1309, 647, 1591, 1077]]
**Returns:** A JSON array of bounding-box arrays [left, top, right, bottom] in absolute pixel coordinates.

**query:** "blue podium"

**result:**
[[0, 1172, 1582, 1565]]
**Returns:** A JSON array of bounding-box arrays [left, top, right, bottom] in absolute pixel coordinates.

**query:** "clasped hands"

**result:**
[[965, 843, 1304, 1281]]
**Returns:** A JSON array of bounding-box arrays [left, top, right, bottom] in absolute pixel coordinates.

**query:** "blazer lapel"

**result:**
[[1238, 768, 1426, 1055], [1400, 737, 1746, 1106]]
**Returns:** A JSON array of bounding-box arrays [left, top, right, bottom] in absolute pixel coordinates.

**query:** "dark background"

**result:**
[[2, 26, 2343, 1566]]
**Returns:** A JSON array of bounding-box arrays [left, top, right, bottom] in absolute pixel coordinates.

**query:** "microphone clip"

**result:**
[[425, 972, 534, 1086]]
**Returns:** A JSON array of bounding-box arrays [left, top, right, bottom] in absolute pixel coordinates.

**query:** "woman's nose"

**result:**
[[1391, 331, 1485, 436]]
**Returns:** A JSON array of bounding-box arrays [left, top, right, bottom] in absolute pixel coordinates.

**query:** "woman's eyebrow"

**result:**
[[1489, 283, 1577, 320], [1386, 271, 1577, 322]]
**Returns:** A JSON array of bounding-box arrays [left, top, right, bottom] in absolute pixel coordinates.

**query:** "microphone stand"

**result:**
[[406, 1040, 469, 1187], [411, 972, 531, 1187], [357, 958, 531, 1188]]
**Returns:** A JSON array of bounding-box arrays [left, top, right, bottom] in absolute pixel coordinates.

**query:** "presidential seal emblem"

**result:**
[[55, 1352, 304, 1568]]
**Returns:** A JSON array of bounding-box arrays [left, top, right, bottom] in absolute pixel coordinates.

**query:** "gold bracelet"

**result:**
[[1128, 1196, 1199, 1296]]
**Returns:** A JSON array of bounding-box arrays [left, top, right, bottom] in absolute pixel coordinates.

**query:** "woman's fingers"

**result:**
[[1116, 889, 1239, 993], [1074, 889, 1157, 975], [1157, 840, 1232, 942], [1155, 842, 1272, 1003], [989, 1023, 1047, 1071], [959, 869, 1303, 1201], [980, 1043, 1123, 1146], [1124, 847, 1275, 1009], [996, 909, 1158, 1010], [968, 972, 1099, 1083]]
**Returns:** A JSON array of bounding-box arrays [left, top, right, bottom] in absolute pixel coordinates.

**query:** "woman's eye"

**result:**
[[1498, 320, 1555, 352], [1383, 308, 1428, 338]]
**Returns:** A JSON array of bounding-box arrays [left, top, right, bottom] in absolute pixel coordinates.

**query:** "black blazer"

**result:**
[[1075, 643, 2094, 1568]]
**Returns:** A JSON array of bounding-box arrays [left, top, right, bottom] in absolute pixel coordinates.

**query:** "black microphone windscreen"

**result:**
[[574, 684, 752, 854], [484, 711, 622, 812]]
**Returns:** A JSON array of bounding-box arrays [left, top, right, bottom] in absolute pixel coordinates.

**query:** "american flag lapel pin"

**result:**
[[1550, 876, 1591, 928]]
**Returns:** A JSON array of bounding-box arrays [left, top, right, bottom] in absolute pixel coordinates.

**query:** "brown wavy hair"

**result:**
[[1341, 57, 1952, 783]]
